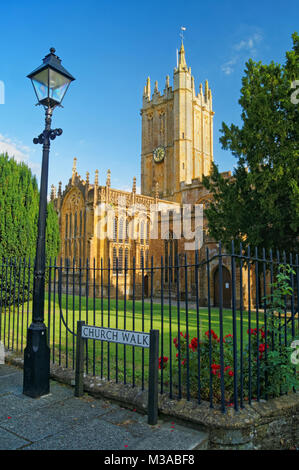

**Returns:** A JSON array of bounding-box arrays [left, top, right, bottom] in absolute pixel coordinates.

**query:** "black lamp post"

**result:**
[[23, 48, 75, 398]]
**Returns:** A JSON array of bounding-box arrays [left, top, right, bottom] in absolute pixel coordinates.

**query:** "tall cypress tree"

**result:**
[[0, 153, 60, 303]]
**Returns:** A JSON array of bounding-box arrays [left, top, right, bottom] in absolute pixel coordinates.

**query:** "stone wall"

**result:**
[[6, 352, 298, 450]]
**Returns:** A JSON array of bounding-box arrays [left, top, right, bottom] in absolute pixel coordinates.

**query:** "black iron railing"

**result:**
[[0, 242, 298, 412]]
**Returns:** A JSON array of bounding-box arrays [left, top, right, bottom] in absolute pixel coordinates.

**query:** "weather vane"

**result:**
[[177, 26, 187, 67], [180, 26, 186, 43]]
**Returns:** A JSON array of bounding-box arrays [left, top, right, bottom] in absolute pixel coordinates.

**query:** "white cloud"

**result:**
[[221, 31, 263, 75], [0, 134, 40, 176], [233, 33, 262, 52], [221, 57, 238, 76]]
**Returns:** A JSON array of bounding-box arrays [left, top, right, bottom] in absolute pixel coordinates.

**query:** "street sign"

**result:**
[[75, 321, 159, 425], [81, 325, 150, 348]]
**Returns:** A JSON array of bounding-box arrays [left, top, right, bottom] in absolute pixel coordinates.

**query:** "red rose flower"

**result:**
[[224, 334, 233, 342], [259, 343, 269, 353], [158, 356, 168, 369], [205, 330, 218, 340], [248, 328, 259, 336], [259, 328, 266, 339], [189, 337, 198, 351]]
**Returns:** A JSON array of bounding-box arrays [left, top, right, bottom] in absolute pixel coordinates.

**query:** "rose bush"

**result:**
[[170, 329, 236, 403], [160, 323, 297, 404]]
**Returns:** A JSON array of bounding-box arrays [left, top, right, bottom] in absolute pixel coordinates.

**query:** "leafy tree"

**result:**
[[203, 32, 299, 255]]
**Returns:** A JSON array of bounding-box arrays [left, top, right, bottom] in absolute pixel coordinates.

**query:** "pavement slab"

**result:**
[[0, 367, 23, 396], [0, 364, 208, 450], [0, 427, 30, 450], [23, 418, 135, 450]]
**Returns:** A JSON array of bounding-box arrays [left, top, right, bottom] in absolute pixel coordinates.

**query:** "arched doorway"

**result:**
[[214, 266, 232, 308]]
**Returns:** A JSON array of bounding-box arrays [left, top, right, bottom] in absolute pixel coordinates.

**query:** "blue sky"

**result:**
[[0, 0, 298, 193]]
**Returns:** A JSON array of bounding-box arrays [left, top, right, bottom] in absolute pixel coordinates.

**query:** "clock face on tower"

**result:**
[[153, 146, 165, 163]]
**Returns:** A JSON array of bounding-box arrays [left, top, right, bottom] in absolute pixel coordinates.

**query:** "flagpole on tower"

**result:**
[[180, 26, 186, 44]]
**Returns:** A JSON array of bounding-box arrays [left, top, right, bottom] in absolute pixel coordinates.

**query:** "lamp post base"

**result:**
[[23, 322, 50, 398]]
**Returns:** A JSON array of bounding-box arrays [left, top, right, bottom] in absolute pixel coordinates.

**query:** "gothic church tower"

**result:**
[[140, 42, 214, 203]]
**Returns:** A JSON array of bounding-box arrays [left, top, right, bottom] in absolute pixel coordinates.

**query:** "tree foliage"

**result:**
[[203, 32, 299, 254], [0, 153, 60, 304], [0, 153, 60, 262]]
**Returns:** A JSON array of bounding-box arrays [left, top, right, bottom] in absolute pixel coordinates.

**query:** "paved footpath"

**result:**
[[0, 364, 207, 450]]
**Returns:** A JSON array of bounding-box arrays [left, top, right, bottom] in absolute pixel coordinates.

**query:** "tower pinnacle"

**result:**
[[178, 42, 187, 70], [144, 77, 151, 100]]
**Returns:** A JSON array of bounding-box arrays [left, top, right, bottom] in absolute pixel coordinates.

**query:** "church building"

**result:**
[[51, 42, 257, 308]]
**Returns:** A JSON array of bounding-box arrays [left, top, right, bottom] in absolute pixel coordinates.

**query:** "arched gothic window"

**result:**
[[113, 218, 118, 242], [125, 219, 130, 243], [140, 220, 145, 245], [118, 247, 123, 273], [125, 248, 129, 269], [119, 217, 125, 241]]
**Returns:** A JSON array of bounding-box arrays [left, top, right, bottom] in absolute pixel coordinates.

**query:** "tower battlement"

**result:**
[[142, 76, 213, 111]]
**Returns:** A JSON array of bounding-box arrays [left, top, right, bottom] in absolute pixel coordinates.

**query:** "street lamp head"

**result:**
[[27, 48, 75, 109]]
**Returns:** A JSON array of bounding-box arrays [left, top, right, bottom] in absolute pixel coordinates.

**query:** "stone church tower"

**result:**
[[140, 42, 214, 203]]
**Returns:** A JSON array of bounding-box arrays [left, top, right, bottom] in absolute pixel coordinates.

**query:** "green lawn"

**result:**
[[1, 292, 275, 387]]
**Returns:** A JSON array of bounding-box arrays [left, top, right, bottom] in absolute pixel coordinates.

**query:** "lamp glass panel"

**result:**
[[31, 69, 49, 102], [49, 69, 70, 104]]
